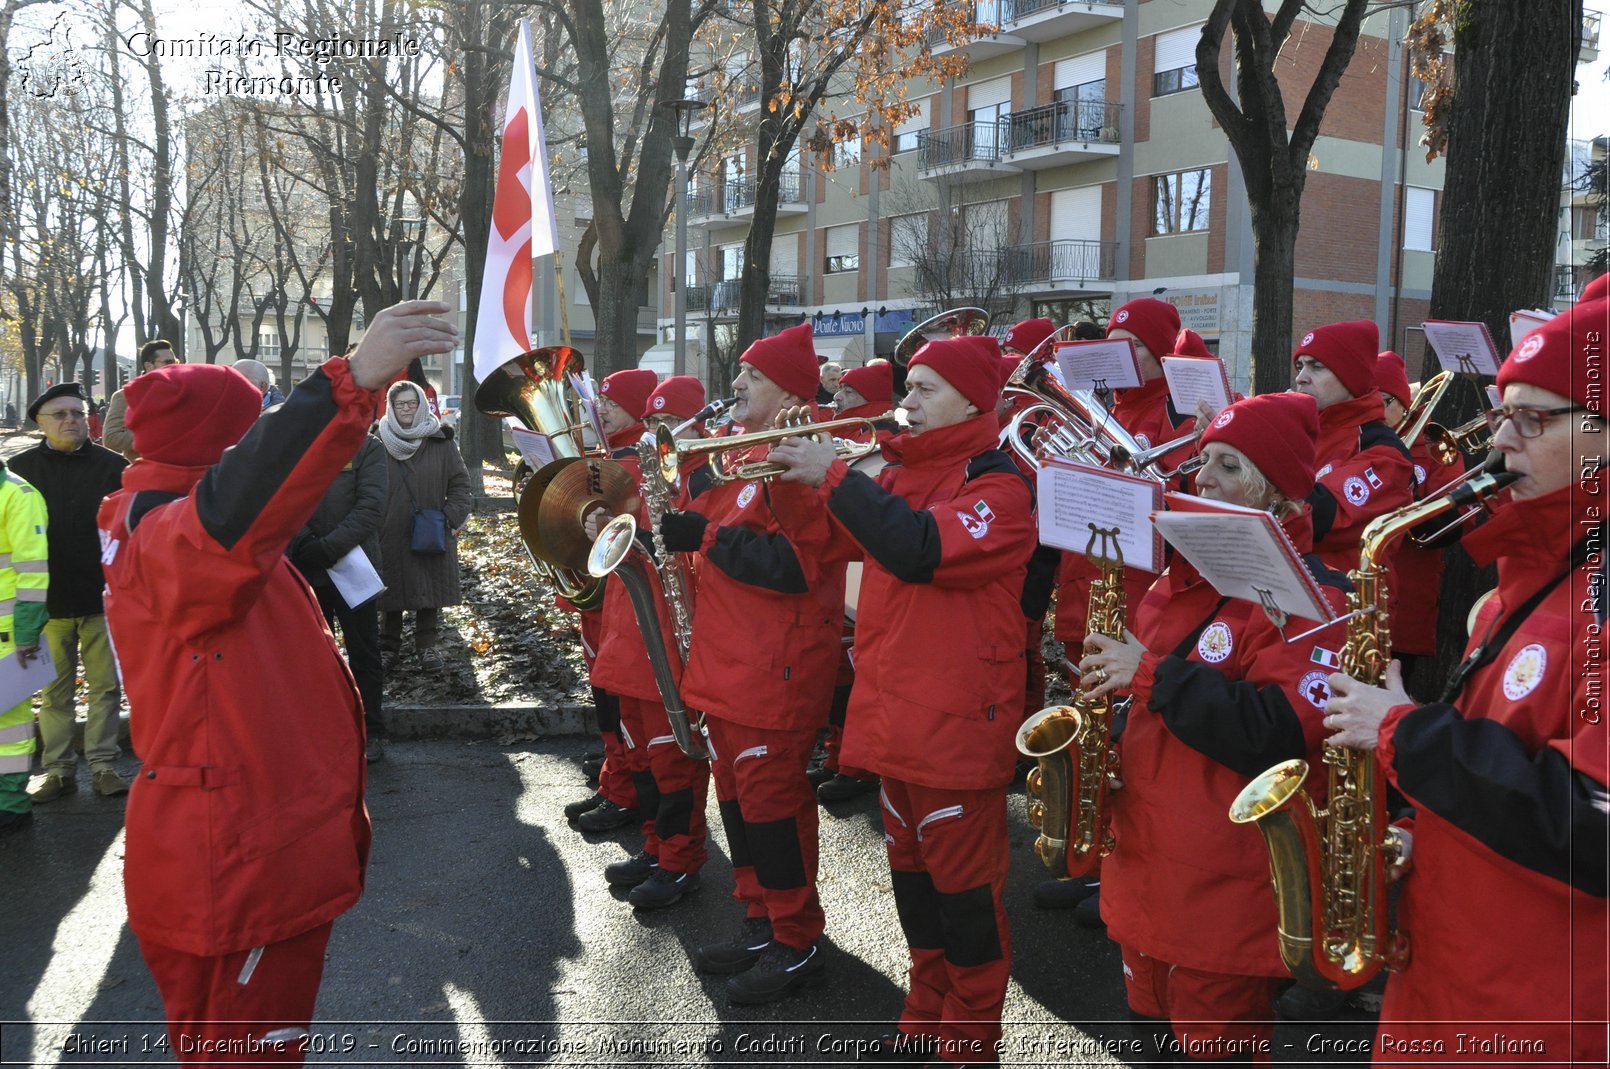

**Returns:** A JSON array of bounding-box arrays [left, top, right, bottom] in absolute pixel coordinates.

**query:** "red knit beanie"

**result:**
[[1498, 296, 1608, 408], [1375, 351, 1412, 407], [997, 354, 1023, 389], [1581, 273, 1610, 304], [740, 322, 820, 401], [599, 368, 658, 420], [1002, 317, 1055, 356], [1293, 320, 1379, 399], [1108, 298, 1181, 359], [646, 375, 706, 420], [125, 363, 262, 467], [1200, 391, 1320, 501], [839, 362, 893, 405], [909, 334, 1004, 414], [1170, 328, 1212, 358]]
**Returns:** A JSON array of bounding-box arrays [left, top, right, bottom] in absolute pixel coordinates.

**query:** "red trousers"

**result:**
[[705, 714, 824, 950], [591, 687, 638, 811], [620, 694, 710, 873], [140, 923, 334, 1066], [1122, 945, 1277, 1064], [880, 778, 1010, 1065]]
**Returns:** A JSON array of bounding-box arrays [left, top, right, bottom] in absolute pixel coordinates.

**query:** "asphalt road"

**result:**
[[1, 738, 1378, 1068]]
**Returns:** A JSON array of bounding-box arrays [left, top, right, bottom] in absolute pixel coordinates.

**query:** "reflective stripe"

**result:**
[[0, 753, 31, 773], [648, 734, 677, 748], [0, 553, 12, 567], [916, 804, 964, 842], [0, 599, 14, 615], [15, 588, 45, 602], [619, 722, 636, 750], [11, 560, 46, 573], [735, 744, 767, 764], [0, 722, 32, 744], [238, 946, 264, 985], [880, 785, 907, 828]]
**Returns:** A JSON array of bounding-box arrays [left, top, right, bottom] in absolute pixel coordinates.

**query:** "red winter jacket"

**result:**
[[1308, 393, 1414, 576], [1390, 441, 1467, 656], [772, 413, 1037, 789], [1054, 377, 1189, 646], [677, 442, 845, 732], [97, 358, 374, 957], [1101, 508, 1351, 975], [1372, 485, 1607, 1064]]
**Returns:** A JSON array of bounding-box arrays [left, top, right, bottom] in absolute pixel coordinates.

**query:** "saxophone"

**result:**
[[1016, 524, 1124, 877], [1228, 469, 1515, 989], [585, 437, 707, 761]]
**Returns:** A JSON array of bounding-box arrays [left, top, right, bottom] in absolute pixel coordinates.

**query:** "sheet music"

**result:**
[[1036, 459, 1162, 572], [1422, 320, 1501, 376], [328, 546, 385, 609], [1152, 497, 1332, 624], [0, 644, 55, 711], [1508, 309, 1555, 352], [1054, 339, 1143, 390], [1160, 356, 1232, 417], [510, 423, 557, 470]]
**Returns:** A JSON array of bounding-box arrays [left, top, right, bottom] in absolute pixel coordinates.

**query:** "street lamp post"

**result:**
[[666, 98, 707, 378]]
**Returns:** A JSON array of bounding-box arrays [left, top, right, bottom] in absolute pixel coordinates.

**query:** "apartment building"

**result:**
[[662, 0, 1599, 391]]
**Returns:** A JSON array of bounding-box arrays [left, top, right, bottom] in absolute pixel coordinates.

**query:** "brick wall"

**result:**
[[1294, 171, 1390, 283]]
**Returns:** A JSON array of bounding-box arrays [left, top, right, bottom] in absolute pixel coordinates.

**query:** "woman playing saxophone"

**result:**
[[1323, 301, 1608, 1065], [1076, 392, 1351, 1060]]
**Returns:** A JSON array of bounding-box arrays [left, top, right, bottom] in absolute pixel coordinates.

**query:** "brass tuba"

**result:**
[[891, 307, 992, 368], [1229, 469, 1516, 989], [474, 346, 605, 610], [1016, 524, 1125, 876], [586, 433, 708, 761]]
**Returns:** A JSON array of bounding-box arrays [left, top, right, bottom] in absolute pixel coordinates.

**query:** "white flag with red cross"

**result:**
[[473, 18, 560, 384]]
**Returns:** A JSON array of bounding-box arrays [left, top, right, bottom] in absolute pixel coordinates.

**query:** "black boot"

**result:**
[[563, 792, 605, 821], [695, 916, 773, 974], [604, 851, 658, 887], [628, 868, 700, 909], [576, 799, 639, 833], [725, 941, 825, 1004]]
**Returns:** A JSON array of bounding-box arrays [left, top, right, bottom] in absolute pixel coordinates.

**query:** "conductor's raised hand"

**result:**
[[347, 301, 459, 391]]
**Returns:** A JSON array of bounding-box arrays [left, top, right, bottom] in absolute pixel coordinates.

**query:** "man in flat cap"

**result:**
[[11, 382, 129, 803]]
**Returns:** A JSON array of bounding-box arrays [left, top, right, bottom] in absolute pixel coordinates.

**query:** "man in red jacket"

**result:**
[[770, 334, 1037, 1067], [1325, 298, 1609, 1065], [657, 321, 845, 1004], [97, 301, 458, 1063], [1289, 320, 1414, 575]]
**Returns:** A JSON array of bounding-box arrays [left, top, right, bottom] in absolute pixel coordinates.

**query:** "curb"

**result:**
[[69, 703, 594, 753]]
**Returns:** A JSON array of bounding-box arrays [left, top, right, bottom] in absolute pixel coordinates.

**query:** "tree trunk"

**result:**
[[1246, 189, 1300, 396], [1422, 0, 1582, 694]]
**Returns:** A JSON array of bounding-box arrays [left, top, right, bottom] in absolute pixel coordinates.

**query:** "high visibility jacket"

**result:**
[[0, 467, 49, 774]]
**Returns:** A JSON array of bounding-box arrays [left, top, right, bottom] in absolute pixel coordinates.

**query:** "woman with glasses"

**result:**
[[1326, 298, 1609, 1065], [375, 380, 472, 669]]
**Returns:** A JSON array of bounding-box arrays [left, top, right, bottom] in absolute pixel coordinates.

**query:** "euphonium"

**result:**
[[1229, 469, 1516, 989], [1016, 524, 1125, 876], [586, 435, 708, 761]]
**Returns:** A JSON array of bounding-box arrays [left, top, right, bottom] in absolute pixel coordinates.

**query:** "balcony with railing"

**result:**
[[925, 4, 1024, 60], [917, 121, 1021, 182], [685, 274, 804, 316], [687, 173, 806, 226], [1001, 238, 1118, 291], [1583, 10, 1601, 63], [999, 0, 1123, 42], [735, 81, 763, 110], [1004, 99, 1121, 168]]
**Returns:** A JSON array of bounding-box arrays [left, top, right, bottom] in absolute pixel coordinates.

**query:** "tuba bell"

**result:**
[[475, 346, 605, 610]]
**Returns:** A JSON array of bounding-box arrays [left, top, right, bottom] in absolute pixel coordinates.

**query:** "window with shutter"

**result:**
[[893, 98, 931, 154], [1153, 25, 1202, 96], [825, 224, 860, 273], [1404, 187, 1435, 251]]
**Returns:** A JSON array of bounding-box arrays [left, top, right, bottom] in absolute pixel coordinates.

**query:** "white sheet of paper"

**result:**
[[1421, 320, 1501, 376], [0, 644, 55, 711], [1035, 459, 1162, 572], [1160, 356, 1232, 417], [1508, 309, 1555, 352], [509, 423, 558, 470], [328, 546, 385, 609], [1152, 497, 1333, 624], [1054, 339, 1143, 390]]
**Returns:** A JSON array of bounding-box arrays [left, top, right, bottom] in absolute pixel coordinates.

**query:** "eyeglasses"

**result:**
[[392, 400, 420, 409], [1483, 404, 1584, 439], [40, 409, 87, 422]]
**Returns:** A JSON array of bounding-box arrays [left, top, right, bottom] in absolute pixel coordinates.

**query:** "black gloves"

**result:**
[[659, 511, 710, 552]]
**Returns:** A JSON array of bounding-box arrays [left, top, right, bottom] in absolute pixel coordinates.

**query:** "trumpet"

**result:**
[[1394, 370, 1452, 452], [1419, 411, 1494, 467], [655, 413, 885, 486]]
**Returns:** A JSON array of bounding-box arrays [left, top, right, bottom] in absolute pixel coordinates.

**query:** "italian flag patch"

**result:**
[[1310, 647, 1341, 669], [974, 500, 995, 523]]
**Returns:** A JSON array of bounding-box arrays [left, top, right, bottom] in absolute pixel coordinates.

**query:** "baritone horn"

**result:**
[[654, 414, 886, 487]]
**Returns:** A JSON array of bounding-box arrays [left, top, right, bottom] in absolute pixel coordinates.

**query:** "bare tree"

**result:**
[[886, 178, 1023, 320], [1195, 0, 1370, 396]]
